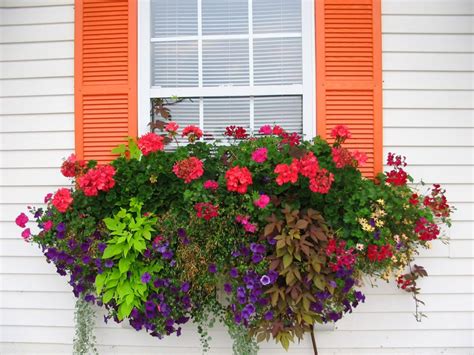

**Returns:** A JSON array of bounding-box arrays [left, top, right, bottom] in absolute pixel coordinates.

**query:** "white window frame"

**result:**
[[138, 0, 315, 138]]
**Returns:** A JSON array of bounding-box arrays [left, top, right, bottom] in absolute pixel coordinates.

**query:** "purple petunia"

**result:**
[[97, 242, 107, 253], [104, 260, 114, 268], [229, 267, 239, 278], [181, 282, 190, 293], [141, 272, 151, 284], [264, 311, 273, 320], [259, 275, 271, 286], [208, 263, 217, 274], [223, 283, 232, 293]]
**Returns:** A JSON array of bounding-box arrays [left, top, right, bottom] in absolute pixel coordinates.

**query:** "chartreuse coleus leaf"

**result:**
[[95, 198, 161, 317]]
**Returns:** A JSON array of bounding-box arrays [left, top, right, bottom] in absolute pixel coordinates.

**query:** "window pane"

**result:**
[[152, 41, 199, 87], [254, 96, 302, 134], [202, 0, 248, 35], [253, 0, 301, 34], [254, 37, 302, 85], [203, 97, 250, 140], [203, 39, 249, 86], [151, 0, 198, 37]]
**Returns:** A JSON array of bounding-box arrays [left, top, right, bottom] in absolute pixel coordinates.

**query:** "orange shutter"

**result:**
[[315, 0, 382, 178], [74, 0, 138, 164]]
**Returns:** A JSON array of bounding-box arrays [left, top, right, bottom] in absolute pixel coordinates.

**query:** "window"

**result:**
[[138, 0, 314, 139]]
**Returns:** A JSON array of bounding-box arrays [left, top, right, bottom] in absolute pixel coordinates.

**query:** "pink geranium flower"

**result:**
[[21, 228, 31, 240], [43, 220, 53, 231], [254, 194, 270, 209], [251, 148, 268, 163], [15, 213, 29, 228], [203, 180, 219, 190], [259, 125, 272, 135], [44, 193, 53, 203]]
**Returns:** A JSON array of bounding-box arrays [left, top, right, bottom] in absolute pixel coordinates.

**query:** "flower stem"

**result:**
[[310, 325, 318, 355]]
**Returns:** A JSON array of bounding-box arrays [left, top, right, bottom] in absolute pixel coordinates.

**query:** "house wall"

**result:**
[[0, 0, 472, 354]]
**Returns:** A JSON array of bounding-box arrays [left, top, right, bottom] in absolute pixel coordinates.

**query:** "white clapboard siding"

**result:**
[[379, 2, 474, 353], [0, 59, 74, 79], [0, 0, 473, 354]]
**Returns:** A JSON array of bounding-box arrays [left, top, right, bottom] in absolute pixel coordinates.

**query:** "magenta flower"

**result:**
[[21, 228, 31, 240], [43, 220, 53, 231], [259, 125, 272, 135], [254, 194, 270, 209], [15, 213, 29, 228], [251, 147, 268, 163], [43, 193, 53, 203], [203, 180, 219, 190]]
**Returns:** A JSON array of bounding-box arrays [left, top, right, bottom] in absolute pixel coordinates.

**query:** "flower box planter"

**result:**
[[17, 124, 451, 354]]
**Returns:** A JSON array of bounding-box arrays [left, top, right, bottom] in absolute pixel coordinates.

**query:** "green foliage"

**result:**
[[95, 198, 162, 320]]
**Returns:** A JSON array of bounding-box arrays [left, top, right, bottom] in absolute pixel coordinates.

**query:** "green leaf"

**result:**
[[126, 293, 135, 305], [103, 244, 123, 259], [111, 144, 127, 156], [118, 301, 134, 320], [103, 289, 114, 303], [104, 217, 118, 231], [117, 280, 132, 298], [283, 253, 293, 269], [95, 274, 106, 295], [119, 257, 131, 274], [133, 238, 146, 252]]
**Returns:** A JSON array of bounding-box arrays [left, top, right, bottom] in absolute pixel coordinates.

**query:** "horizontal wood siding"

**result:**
[[0, 0, 473, 353]]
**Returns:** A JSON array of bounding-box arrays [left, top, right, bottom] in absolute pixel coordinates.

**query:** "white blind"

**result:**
[[253, 0, 302, 33], [254, 37, 302, 86], [202, 0, 248, 35], [152, 41, 199, 87], [202, 39, 249, 86], [254, 96, 302, 134], [151, 0, 198, 37], [149, 0, 306, 136]]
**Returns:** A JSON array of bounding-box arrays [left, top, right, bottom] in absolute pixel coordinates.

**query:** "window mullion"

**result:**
[[248, 0, 254, 132], [197, 0, 204, 132]]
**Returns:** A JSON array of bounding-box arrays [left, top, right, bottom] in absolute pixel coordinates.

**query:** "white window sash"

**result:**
[[138, 0, 315, 137]]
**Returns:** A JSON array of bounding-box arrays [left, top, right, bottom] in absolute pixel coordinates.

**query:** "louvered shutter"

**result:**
[[315, 0, 383, 178], [75, 0, 137, 164]]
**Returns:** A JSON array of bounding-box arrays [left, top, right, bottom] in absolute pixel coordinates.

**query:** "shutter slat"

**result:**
[[75, 0, 137, 163], [316, 0, 382, 179]]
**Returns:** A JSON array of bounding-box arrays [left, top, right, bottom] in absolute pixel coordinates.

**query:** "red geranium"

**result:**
[[331, 125, 351, 141], [274, 159, 299, 185], [52, 188, 73, 213], [225, 166, 253, 194], [385, 153, 408, 186], [182, 125, 203, 142], [194, 202, 219, 220], [415, 218, 440, 241], [409, 193, 420, 205], [309, 168, 334, 194], [172, 157, 204, 183], [61, 154, 86, 178], [331, 147, 352, 169], [165, 121, 179, 134], [299, 152, 319, 178], [224, 126, 248, 139], [367, 244, 393, 262], [138, 133, 165, 156], [423, 184, 451, 218], [78, 165, 116, 197]]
